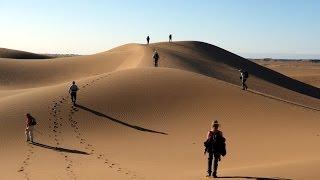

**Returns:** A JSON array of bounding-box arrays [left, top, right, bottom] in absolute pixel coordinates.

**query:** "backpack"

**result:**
[[30, 117, 37, 126], [153, 53, 159, 60], [204, 131, 226, 156], [244, 71, 249, 79]]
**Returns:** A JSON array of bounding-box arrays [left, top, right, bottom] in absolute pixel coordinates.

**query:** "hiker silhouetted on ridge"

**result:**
[[69, 81, 79, 105], [204, 120, 226, 178], [169, 34, 172, 42], [25, 113, 37, 143], [239, 69, 249, 90], [146, 36, 150, 45], [153, 50, 160, 67]]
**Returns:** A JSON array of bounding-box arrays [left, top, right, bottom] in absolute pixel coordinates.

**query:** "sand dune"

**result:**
[[0, 48, 51, 59], [255, 60, 320, 88], [0, 42, 319, 180]]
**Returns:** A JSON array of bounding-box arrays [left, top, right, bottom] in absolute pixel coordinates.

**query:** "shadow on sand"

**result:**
[[246, 89, 320, 111], [32, 142, 89, 155], [217, 176, 292, 180], [75, 104, 168, 135]]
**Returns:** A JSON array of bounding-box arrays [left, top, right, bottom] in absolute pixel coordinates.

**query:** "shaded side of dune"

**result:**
[[0, 48, 51, 59], [152, 41, 320, 100]]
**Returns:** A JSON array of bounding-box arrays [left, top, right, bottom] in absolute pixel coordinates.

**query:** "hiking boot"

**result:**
[[212, 172, 217, 178]]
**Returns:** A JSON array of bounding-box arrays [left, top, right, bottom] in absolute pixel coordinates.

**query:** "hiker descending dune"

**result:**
[[204, 120, 226, 178]]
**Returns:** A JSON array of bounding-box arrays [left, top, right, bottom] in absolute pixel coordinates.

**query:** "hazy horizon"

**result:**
[[0, 0, 319, 59]]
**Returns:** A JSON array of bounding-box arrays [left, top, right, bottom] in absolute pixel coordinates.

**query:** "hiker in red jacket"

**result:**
[[25, 113, 36, 143]]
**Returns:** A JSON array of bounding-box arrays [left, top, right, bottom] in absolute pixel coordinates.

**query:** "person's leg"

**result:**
[[242, 79, 246, 90], [207, 152, 213, 176], [29, 126, 34, 143], [25, 129, 30, 141], [74, 92, 77, 104], [70, 93, 74, 102], [71, 92, 76, 104], [243, 79, 248, 90], [213, 154, 220, 177]]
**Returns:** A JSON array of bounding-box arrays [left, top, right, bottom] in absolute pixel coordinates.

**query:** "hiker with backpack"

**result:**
[[169, 34, 172, 42], [25, 113, 37, 143], [69, 81, 79, 105], [146, 36, 150, 45], [204, 120, 226, 178], [153, 50, 160, 67], [239, 69, 249, 90]]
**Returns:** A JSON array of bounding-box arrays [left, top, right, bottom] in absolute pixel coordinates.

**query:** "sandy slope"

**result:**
[[0, 42, 319, 180], [255, 60, 320, 88]]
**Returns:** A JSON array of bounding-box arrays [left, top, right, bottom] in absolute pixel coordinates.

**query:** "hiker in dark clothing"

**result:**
[[169, 34, 172, 42], [153, 50, 160, 67], [239, 69, 249, 90], [25, 113, 37, 143], [204, 120, 226, 178], [146, 36, 150, 45], [69, 81, 79, 105]]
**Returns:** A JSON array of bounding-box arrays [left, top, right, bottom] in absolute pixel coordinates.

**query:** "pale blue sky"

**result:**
[[0, 0, 319, 58]]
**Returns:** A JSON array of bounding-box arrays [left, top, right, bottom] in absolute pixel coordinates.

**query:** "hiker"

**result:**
[[169, 34, 172, 42], [69, 81, 79, 105], [153, 50, 160, 67], [146, 36, 150, 45], [204, 120, 226, 178], [239, 69, 249, 90], [25, 113, 37, 143]]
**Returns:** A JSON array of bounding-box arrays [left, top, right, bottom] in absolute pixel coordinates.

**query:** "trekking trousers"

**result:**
[[154, 59, 158, 67], [71, 92, 77, 103], [208, 152, 220, 175], [242, 78, 248, 89], [25, 126, 34, 142]]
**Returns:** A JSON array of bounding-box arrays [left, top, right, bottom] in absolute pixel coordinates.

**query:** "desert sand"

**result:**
[[0, 41, 319, 180], [255, 60, 320, 88]]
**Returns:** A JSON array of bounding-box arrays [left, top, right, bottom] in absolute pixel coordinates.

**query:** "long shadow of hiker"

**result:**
[[75, 104, 168, 135], [217, 176, 292, 180], [32, 142, 89, 155]]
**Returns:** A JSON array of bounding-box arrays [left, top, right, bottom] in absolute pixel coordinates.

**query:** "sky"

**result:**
[[0, 0, 319, 59]]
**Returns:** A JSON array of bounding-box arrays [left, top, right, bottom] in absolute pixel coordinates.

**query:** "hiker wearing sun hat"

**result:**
[[204, 120, 226, 178]]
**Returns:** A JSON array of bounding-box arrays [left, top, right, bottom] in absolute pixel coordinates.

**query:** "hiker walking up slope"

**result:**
[[169, 34, 172, 42], [25, 113, 37, 143], [153, 50, 160, 67], [146, 35, 150, 45], [204, 120, 226, 178], [69, 81, 79, 105]]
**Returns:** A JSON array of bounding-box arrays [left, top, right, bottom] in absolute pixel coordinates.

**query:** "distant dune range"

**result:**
[[0, 41, 319, 180], [0, 48, 51, 59]]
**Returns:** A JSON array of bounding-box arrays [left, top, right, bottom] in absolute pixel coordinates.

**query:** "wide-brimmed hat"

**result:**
[[212, 120, 220, 127]]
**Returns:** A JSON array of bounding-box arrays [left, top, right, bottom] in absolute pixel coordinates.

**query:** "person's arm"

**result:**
[[207, 131, 210, 139]]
